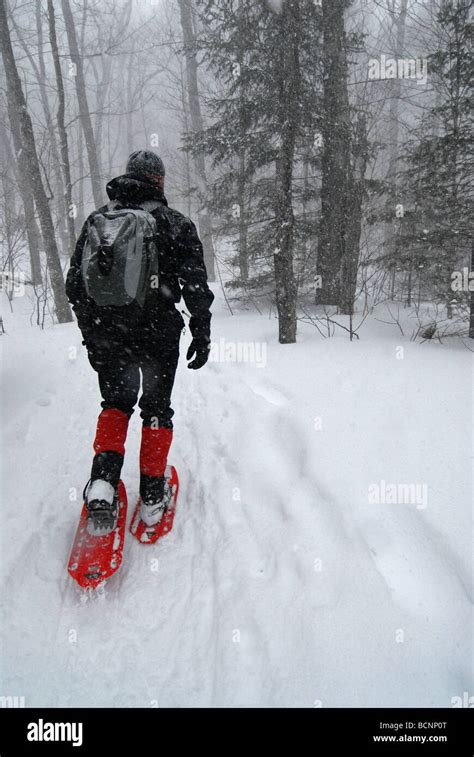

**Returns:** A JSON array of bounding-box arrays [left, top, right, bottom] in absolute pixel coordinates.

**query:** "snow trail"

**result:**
[[0, 293, 472, 706]]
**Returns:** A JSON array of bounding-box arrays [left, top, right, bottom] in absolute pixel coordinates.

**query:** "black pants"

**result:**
[[90, 341, 179, 488], [86, 308, 183, 488], [97, 342, 180, 428]]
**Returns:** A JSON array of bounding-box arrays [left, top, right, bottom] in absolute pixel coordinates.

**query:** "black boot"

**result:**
[[139, 474, 169, 526], [84, 479, 118, 536]]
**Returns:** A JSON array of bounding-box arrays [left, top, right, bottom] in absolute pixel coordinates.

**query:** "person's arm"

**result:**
[[65, 218, 96, 342], [177, 217, 214, 368]]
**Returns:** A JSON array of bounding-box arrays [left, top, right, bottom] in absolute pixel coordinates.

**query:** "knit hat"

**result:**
[[126, 150, 165, 187]]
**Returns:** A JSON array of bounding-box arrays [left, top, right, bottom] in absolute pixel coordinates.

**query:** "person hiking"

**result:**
[[65, 150, 214, 536]]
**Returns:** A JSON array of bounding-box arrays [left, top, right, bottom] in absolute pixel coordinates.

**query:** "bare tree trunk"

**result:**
[[35, 0, 70, 256], [1, 169, 15, 287], [470, 239, 474, 339], [317, 0, 352, 307], [94, 54, 112, 163], [47, 0, 76, 257], [236, 0, 249, 283], [0, 122, 42, 286], [390, 268, 396, 300], [179, 57, 193, 217], [340, 115, 369, 315], [178, 0, 215, 280], [76, 1, 88, 224], [237, 158, 249, 282], [12, 4, 70, 256], [126, 41, 136, 157], [138, 73, 149, 146], [406, 261, 413, 307], [386, 0, 408, 183], [61, 0, 103, 208], [298, 143, 312, 289], [273, 0, 300, 344], [0, 0, 72, 321], [77, 117, 85, 224], [384, 0, 408, 298]]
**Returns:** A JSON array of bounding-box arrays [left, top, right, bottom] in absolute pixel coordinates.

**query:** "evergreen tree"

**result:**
[[190, 0, 323, 341], [398, 0, 472, 319]]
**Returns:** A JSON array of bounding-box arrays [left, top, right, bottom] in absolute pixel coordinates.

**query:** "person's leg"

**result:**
[[90, 362, 140, 489], [138, 340, 179, 506]]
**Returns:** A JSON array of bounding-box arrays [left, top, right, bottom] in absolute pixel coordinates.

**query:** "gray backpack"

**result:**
[[81, 200, 160, 307]]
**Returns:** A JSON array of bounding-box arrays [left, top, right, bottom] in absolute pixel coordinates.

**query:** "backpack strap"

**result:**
[[139, 200, 162, 214]]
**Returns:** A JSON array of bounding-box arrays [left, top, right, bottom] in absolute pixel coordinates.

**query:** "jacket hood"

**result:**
[[106, 173, 168, 206]]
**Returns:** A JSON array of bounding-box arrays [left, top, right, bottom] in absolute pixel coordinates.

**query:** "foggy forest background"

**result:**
[[0, 0, 472, 344]]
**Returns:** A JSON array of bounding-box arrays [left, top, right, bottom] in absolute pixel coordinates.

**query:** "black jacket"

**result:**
[[66, 174, 214, 362]]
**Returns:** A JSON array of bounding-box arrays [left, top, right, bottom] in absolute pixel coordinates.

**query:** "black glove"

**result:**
[[186, 335, 210, 370]]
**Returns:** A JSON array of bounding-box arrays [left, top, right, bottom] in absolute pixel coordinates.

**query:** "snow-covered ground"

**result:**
[[0, 285, 472, 707]]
